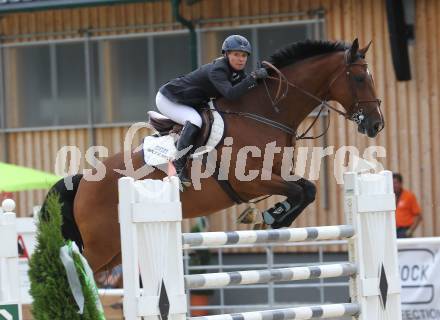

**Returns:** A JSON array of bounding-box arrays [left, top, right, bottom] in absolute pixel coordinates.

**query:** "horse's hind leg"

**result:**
[[94, 252, 123, 288], [74, 177, 122, 276]]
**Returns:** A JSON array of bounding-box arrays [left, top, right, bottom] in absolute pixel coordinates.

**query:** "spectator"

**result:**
[[0, 191, 13, 202], [393, 172, 422, 238], [0, 192, 13, 213]]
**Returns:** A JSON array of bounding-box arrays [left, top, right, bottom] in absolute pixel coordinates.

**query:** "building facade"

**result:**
[[0, 0, 438, 241]]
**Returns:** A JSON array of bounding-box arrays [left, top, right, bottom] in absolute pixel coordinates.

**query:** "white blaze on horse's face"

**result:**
[[365, 66, 375, 86]]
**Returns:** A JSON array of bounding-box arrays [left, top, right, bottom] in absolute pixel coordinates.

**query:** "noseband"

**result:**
[[262, 50, 384, 139], [324, 51, 383, 130]]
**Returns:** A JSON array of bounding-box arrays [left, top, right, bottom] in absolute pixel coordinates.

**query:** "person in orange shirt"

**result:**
[[393, 173, 422, 238]]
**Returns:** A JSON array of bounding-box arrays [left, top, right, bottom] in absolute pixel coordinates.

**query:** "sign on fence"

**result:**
[[0, 304, 20, 320], [399, 238, 440, 320]]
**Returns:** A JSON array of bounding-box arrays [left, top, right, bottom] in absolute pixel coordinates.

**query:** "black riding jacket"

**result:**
[[159, 57, 257, 107]]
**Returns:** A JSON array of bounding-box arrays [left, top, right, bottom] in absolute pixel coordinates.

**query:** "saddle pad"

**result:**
[[143, 135, 177, 166], [193, 106, 225, 158]]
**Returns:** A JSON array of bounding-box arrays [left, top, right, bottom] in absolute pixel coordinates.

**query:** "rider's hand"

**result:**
[[251, 67, 269, 80]]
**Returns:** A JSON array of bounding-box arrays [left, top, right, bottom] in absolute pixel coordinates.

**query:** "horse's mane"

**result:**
[[269, 40, 349, 68]]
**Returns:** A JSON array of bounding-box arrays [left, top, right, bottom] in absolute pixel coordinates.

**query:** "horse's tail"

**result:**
[[40, 174, 84, 252]]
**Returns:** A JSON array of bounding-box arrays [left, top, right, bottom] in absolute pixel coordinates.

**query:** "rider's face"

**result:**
[[227, 51, 248, 71]]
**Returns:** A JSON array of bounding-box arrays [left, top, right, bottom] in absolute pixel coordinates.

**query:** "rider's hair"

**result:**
[[392, 172, 403, 183]]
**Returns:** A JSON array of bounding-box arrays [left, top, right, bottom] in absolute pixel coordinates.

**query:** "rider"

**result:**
[[156, 34, 269, 184]]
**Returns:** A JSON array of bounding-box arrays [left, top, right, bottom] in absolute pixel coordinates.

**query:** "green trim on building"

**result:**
[[0, 0, 161, 14]]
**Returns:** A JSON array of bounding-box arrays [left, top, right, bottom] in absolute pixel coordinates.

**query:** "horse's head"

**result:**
[[327, 39, 383, 138]]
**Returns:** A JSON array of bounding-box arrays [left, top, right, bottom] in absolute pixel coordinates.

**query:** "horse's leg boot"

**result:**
[[262, 200, 299, 225]]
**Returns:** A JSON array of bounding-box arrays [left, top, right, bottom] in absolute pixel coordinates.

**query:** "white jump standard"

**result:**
[[0, 199, 22, 320], [117, 171, 402, 320]]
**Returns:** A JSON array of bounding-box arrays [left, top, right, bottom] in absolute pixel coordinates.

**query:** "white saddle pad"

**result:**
[[143, 103, 224, 166], [143, 134, 177, 166]]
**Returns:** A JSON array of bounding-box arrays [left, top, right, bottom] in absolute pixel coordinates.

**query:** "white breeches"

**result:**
[[155, 91, 202, 128]]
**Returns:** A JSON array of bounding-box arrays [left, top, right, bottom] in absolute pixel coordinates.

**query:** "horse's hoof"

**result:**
[[237, 205, 257, 224]]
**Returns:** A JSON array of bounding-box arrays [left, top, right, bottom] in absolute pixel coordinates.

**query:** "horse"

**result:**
[[41, 38, 383, 284]]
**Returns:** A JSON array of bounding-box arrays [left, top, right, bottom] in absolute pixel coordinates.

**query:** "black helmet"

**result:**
[[221, 35, 252, 55]]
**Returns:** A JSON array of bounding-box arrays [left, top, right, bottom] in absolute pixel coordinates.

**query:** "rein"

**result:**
[[263, 61, 348, 120], [219, 52, 382, 140], [262, 60, 341, 140], [260, 56, 383, 139]]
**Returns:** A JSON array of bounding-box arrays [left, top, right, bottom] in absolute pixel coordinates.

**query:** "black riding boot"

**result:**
[[173, 121, 200, 186]]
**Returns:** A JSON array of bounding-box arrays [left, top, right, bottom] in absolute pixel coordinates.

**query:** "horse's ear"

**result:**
[[349, 38, 359, 62], [358, 40, 372, 58]]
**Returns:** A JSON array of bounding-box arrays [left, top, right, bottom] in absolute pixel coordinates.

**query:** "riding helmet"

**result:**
[[221, 35, 252, 55]]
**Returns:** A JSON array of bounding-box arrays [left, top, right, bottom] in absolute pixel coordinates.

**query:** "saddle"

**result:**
[[144, 101, 224, 167], [148, 108, 213, 148]]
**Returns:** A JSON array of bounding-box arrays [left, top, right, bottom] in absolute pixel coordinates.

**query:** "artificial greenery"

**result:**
[[28, 192, 104, 320]]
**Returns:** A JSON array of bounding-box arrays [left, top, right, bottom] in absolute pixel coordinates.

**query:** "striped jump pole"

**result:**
[[191, 303, 360, 320], [117, 171, 402, 320], [182, 225, 354, 248], [185, 263, 357, 289]]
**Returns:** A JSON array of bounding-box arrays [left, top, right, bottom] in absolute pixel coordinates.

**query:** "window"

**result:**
[[55, 43, 88, 125], [154, 34, 191, 89], [91, 34, 192, 124], [1, 20, 322, 129], [257, 24, 310, 61], [93, 38, 151, 124], [403, 0, 415, 41], [4, 43, 89, 128], [201, 22, 321, 70], [5, 45, 52, 128]]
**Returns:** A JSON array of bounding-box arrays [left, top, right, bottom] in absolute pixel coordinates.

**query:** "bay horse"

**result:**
[[42, 39, 383, 283]]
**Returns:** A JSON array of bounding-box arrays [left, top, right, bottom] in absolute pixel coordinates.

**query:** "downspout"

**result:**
[[171, 0, 198, 70]]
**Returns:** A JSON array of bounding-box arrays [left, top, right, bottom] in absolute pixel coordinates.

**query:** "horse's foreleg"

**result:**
[[246, 174, 307, 227], [255, 176, 316, 228], [269, 178, 316, 228]]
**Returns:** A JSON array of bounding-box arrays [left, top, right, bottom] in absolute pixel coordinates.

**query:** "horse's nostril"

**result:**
[[374, 122, 381, 131]]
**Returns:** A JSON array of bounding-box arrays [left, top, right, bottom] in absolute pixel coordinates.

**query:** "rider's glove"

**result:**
[[251, 67, 269, 80]]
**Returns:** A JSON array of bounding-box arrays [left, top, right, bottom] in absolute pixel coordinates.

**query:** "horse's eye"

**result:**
[[354, 75, 365, 82]]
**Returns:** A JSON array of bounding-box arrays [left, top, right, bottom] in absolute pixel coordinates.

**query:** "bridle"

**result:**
[[261, 50, 384, 139]]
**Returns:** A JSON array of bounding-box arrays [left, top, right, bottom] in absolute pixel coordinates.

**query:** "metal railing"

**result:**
[[183, 239, 350, 314], [182, 236, 440, 314]]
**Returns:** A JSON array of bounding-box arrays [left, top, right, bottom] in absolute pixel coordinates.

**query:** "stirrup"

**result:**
[[173, 161, 192, 188], [178, 170, 192, 188]]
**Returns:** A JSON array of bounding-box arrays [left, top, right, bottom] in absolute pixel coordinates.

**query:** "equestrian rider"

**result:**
[[156, 34, 268, 184]]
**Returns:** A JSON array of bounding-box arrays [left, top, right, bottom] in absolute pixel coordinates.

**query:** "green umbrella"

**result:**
[[0, 162, 61, 192]]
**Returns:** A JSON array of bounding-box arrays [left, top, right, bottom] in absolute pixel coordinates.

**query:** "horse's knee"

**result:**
[[303, 182, 316, 204]]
